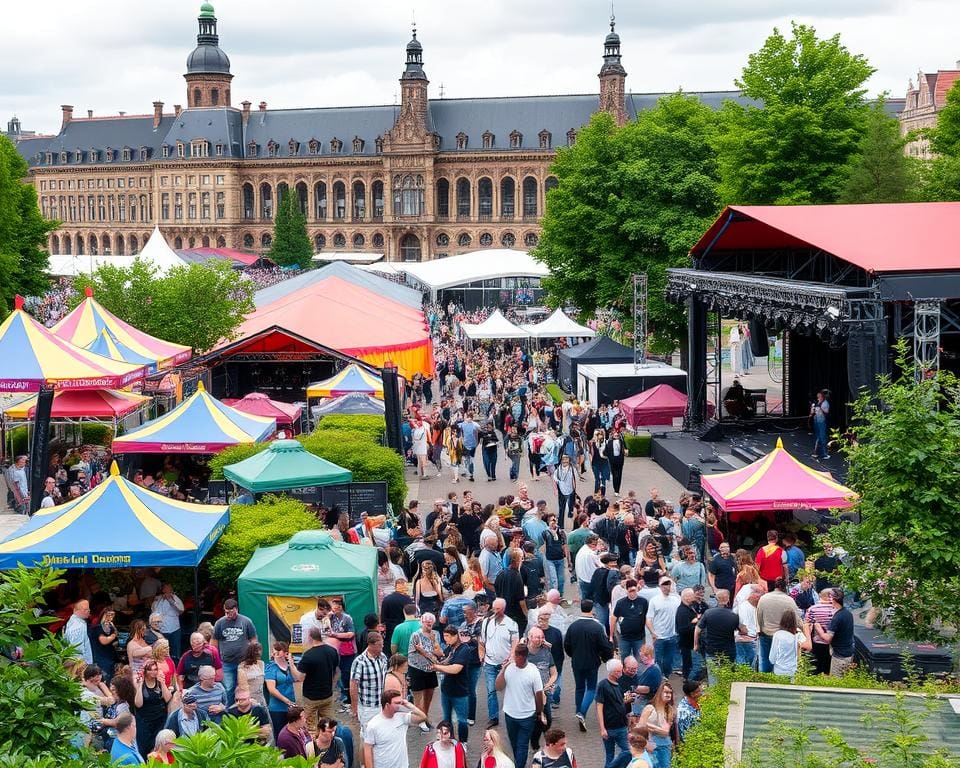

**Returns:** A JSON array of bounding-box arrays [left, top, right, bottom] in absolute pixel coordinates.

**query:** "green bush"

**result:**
[[8, 426, 28, 456], [208, 443, 270, 480], [207, 495, 322, 586], [315, 414, 385, 442], [624, 432, 652, 457], [79, 423, 113, 446], [546, 383, 567, 404]]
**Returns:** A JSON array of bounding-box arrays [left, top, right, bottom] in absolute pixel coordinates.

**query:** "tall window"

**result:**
[[456, 178, 471, 219], [314, 233, 326, 250], [352, 181, 366, 220], [372, 180, 384, 219], [478, 177, 493, 218], [174, 193, 183, 220], [161, 193, 170, 220], [216, 191, 225, 219], [400, 233, 422, 262], [522, 176, 538, 218], [97, 195, 106, 221], [333, 181, 346, 219], [399, 175, 423, 216], [188, 192, 197, 219], [115, 235, 125, 255], [242, 184, 254, 219], [277, 182, 289, 205], [260, 183, 273, 219], [296, 182, 308, 216], [436, 179, 450, 218], [201, 191, 210, 219], [314, 181, 327, 220], [118, 196, 126, 222]]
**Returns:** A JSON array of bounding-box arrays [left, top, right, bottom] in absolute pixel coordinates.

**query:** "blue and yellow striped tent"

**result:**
[[0, 465, 229, 569], [85, 328, 160, 374], [306, 363, 384, 399]]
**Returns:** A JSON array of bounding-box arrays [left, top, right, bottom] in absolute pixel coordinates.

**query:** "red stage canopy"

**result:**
[[222, 392, 302, 427], [691, 203, 960, 274], [620, 384, 689, 428]]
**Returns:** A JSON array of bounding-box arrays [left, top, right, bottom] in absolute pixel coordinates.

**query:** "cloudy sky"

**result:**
[[4, 0, 958, 135]]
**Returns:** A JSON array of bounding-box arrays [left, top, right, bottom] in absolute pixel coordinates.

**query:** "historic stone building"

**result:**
[[17, 4, 738, 263], [900, 62, 960, 158]]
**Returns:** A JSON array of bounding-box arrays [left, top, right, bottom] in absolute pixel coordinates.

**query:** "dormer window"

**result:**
[[139, 147, 149, 161], [59, 151, 67, 163], [246, 141, 259, 158], [267, 140, 279, 158], [330, 137, 343, 154], [375, 136, 384, 154], [122, 147, 131, 161], [352, 136, 364, 153], [308, 138, 320, 155], [215, 143, 224, 157], [176, 142, 185, 158], [75, 149, 83, 163], [288, 139, 299, 155], [105, 148, 115, 162], [191, 139, 209, 158], [456, 132, 468, 150], [538, 130, 552, 149], [45, 152, 53, 165], [481, 131, 494, 150], [566, 128, 577, 146], [161, 144, 170, 159], [509, 130, 522, 149]]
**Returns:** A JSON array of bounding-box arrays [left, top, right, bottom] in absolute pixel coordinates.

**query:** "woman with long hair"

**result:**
[[99, 674, 136, 751], [733, 564, 765, 609], [465, 557, 485, 596], [237, 639, 267, 707], [125, 619, 152, 677], [590, 427, 611, 494], [151, 639, 180, 712], [443, 421, 464, 483], [639, 681, 676, 768], [414, 560, 445, 616], [769, 609, 813, 678], [264, 641, 304, 738], [383, 653, 409, 700], [133, 658, 172, 758], [421, 720, 468, 768], [477, 728, 515, 768], [637, 538, 668, 576]]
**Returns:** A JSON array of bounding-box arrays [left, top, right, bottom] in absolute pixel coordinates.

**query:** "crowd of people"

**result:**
[[23, 277, 77, 326]]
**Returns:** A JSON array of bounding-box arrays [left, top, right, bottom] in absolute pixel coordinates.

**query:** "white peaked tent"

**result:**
[[139, 227, 188, 275], [521, 308, 597, 339], [460, 309, 531, 340]]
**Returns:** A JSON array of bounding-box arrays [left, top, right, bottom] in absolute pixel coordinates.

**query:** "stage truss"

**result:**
[[633, 273, 647, 369]]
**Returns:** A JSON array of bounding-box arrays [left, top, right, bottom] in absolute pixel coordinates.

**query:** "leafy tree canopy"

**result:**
[[0, 136, 56, 310], [535, 98, 722, 354], [718, 22, 874, 205], [269, 193, 313, 269], [924, 78, 960, 200], [829, 344, 960, 642], [74, 259, 254, 352]]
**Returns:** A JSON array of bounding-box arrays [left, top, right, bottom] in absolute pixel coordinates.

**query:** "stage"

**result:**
[[651, 420, 849, 491]]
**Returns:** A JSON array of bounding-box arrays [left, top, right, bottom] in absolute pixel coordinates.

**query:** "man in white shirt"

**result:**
[[362, 690, 426, 768], [299, 598, 332, 642], [152, 583, 185, 657], [496, 643, 545, 768], [528, 589, 571, 636], [6, 455, 29, 514], [574, 534, 602, 600], [64, 599, 93, 663], [645, 577, 681, 679], [735, 585, 762, 670], [477, 598, 519, 729]]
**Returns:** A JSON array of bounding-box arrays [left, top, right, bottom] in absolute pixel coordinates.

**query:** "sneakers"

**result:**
[[337, 701, 350, 713], [467, 719, 475, 726], [419, 722, 431, 733], [485, 718, 499, 729], [577, 713, 586, 732]]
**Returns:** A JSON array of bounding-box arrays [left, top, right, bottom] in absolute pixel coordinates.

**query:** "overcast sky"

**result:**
[[4, 0, 958, 135]]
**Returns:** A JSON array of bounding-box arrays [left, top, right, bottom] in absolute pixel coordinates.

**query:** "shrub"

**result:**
[[79, 423, 113, 447], [315, 414, 385, 442], [546, 383, 567, 404], [208, 443, 270, 480], [624, 432, 652, 457], [207, 495, 322, 586], [8, 426, 29, 456]]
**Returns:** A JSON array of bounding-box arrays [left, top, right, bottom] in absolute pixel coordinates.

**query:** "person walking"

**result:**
[[432, 624, 474, 744], [564, 599, 614, 733], [612, 579, 649, 661], [693, 589, 743, 685], [638, 681, 675, 768], [480, 419, 500, 481], [496, 549, 529, 636], [362, 690, 427, 768], [645, 577, 681, 679], [542, 514, 569, 595], [497, 643, 545, 768], [329, 599, 357, 711], [553, 454, 577, 522], [297, 626, 341, 733], [605, 429, 628, 498], [810, 389, 831, 460], [460, 412, 479, 481], [595, 659, 633, 768], [525, 626, 558, 752], [408, 613, 443, 733], [478, 598, 519, 729], [211, 598, 257, 706], [349, 631, 388, 739]]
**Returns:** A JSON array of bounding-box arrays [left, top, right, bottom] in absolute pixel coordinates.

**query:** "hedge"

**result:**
[[207, 443, 269, 480], [207, 495, 322, 586], [624, 432, 651, 457], [314, 414, 385, 442]]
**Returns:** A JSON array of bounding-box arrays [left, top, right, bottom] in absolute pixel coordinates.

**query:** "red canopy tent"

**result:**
[[700, 438, 858, 521], [619, 384, 689, 427], [4, 389, 149, 421], [221, 392, 302, 429]]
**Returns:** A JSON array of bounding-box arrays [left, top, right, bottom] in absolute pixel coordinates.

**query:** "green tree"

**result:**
[[829, 344, 960, 643], [270, 193, 313, 269], [925, 79, 960, 200], [171, 715, 312, 767], [0, 136, 57, 309], [839, 99, 920, 203], [75, 259, 254, 353], [718, 22, 874, 205], [536, 98, 722, 354]]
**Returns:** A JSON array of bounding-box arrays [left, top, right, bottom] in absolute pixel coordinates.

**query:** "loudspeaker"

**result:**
[[695, 419, 723, 442], [750, 319, 770, 357], [380, 365, 403, 456]]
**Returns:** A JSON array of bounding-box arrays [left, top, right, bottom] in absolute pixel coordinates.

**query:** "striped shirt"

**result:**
[[805, 603, 836, 644], [349, 651, 388, 708]]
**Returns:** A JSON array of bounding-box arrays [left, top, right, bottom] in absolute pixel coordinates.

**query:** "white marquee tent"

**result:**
[[138, 227, 189, 275], [365, 249, 549, 294], [47, 254, 137, 277], [521, 308, 596, 339], [460, 309, 531, 340]]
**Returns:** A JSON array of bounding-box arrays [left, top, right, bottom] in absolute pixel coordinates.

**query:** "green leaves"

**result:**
[[168, 715, 313, 768], [269, 192, 313, 269]]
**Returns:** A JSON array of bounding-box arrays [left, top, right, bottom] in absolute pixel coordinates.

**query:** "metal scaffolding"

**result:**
[[913, 300, 941, 377], [633, 272, 647, 369]]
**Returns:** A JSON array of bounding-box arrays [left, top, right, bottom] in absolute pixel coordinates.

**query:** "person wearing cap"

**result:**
[[813, 588, 856, 677], [164, 689, 210, 737], [646, 578, 681, 679], [432, 624, 473, 744]]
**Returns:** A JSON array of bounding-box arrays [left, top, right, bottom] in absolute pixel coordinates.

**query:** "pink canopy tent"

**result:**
[[620, 384, 690, 427], [221, 392, 303, 429], [700, 437, 857, 521]]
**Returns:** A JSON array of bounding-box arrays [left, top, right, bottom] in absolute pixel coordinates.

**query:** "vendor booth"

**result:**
[[306, 364, 384, 399], [558, 335, 634, 392], [223, 439, 352, 492], [112, 382, 275, 454], [460, 309, 531, 341], [521, 308, 596, 340], [578, 362, 687, 406], [701, 437, 858, 522], [237, 530, 377, 655], [313, 393, 385, 417], [620, 384, 692, 428], [3, 389, 151, 439], [221, 392, 303, 433]]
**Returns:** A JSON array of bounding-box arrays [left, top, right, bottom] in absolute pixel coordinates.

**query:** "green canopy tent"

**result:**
[[237, 530, 377, 656], [223, 439, 353, 492]]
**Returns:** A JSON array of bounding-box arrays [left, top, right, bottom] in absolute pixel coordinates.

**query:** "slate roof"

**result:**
[[242, 105, 396, 158], [14, 135, 53, 164], [31, 114, 176, 166], [162, 107, 244, 158]]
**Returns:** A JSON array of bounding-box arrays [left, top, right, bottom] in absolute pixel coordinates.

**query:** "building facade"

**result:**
[[17, 5, 737, 263], [900, 62, 960, 158]]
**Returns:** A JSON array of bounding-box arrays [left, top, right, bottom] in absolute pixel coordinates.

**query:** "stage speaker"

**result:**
[[686, 465, 703, 494], [695, 419, 723, 442], [750, 319, 770, 357], [380, 364, 403, 456]]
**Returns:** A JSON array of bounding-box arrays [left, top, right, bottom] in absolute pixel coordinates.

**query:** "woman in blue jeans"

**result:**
[[638, 681, 675, 768], [590, 429, 611, 494]]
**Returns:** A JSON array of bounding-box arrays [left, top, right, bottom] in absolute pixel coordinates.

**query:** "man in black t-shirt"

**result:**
[[813, 542, 842, 592], [612, 579, 648, 660], [708, 543, 738, 594], [380, 579, 413, 650], [595, 658, 632, 768], [433, 624, 474, 743], [815, 588, 856, 677], [297, 626, 341, 733], [313, 717, 347, 765], [226, 689, 272, 744], [495, 549, 529, 635], [694, 589, 743, 684]]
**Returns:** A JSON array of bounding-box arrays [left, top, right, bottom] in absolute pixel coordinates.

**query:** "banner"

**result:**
[[266, 593, 342, 655]]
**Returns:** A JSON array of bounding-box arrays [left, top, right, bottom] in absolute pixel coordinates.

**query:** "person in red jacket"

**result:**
[[755, 530, 788, 591], [420, 720, 468, 768]]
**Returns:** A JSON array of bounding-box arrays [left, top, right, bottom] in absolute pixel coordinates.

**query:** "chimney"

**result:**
[[153, 101, 164, 129], [87, 109, 93, 118], [118, 111, 126, 117], [241, 100, 251, 126], [60, 105, 73, 131], [259, 101, 267, 113], [174, 104, 182, 117]]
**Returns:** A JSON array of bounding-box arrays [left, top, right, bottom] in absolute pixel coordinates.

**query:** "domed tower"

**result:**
[[598, 15, 627, 125], [397, 26, 430, 137], [184, 2, 233, 108]]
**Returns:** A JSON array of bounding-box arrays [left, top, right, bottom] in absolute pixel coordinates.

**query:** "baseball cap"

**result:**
[[182, 690, 198, 704]]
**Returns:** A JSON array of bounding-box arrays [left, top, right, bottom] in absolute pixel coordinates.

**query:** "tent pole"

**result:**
[[193, 566, 201, 628]]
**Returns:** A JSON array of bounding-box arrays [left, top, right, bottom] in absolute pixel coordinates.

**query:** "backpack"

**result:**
[[543, 529, 566, 561]]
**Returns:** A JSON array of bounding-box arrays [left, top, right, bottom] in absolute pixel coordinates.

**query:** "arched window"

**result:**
[[524, 232, 539, 247], [116, 234, 125, 255], [188, 237, 196, 248], [394, 175, 423, 216], [333, 181, 346, 219], [353, 233, 365, 248], [211, 88, 219, 106], [333, 232, 346, 248], [173, 236, 182, 249], [216, 236, 226, 247], [77, 236, 84, 255], [522, 176, 538, 218], [500, 177, 515, 219], [436, 232, 449, 247], [276, 182, 289, 205], [243, 233, 254, 248], [436, 179, 450, 219], [51, 234, 60, 255], [372, 232, 384, 248], [352, 181, 366, 220], [479, 232, 493, 247], [501, 232, 516, 248], [129, 234, 138, 254], [201, 236, 210, 247], [193, 87, 202, 106], [372, 180, 384, 219], [545, 176, 559, 194], [260, 183, 273, 219], [315, 233, 326, 251], [478, 177, 493, 218], [261, 233, 272, 248], [457, 232, 471, 248], [400, 233, 422, 262], [314, 181, 327, 220], [296, 182, 308, 216], [63, 234, 72, 255], [101, 234, 111, 255], [456, 178, 470, 219]]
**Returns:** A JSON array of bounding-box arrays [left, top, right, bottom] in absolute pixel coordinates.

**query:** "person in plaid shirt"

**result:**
[[349, 632, 388, 737]]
